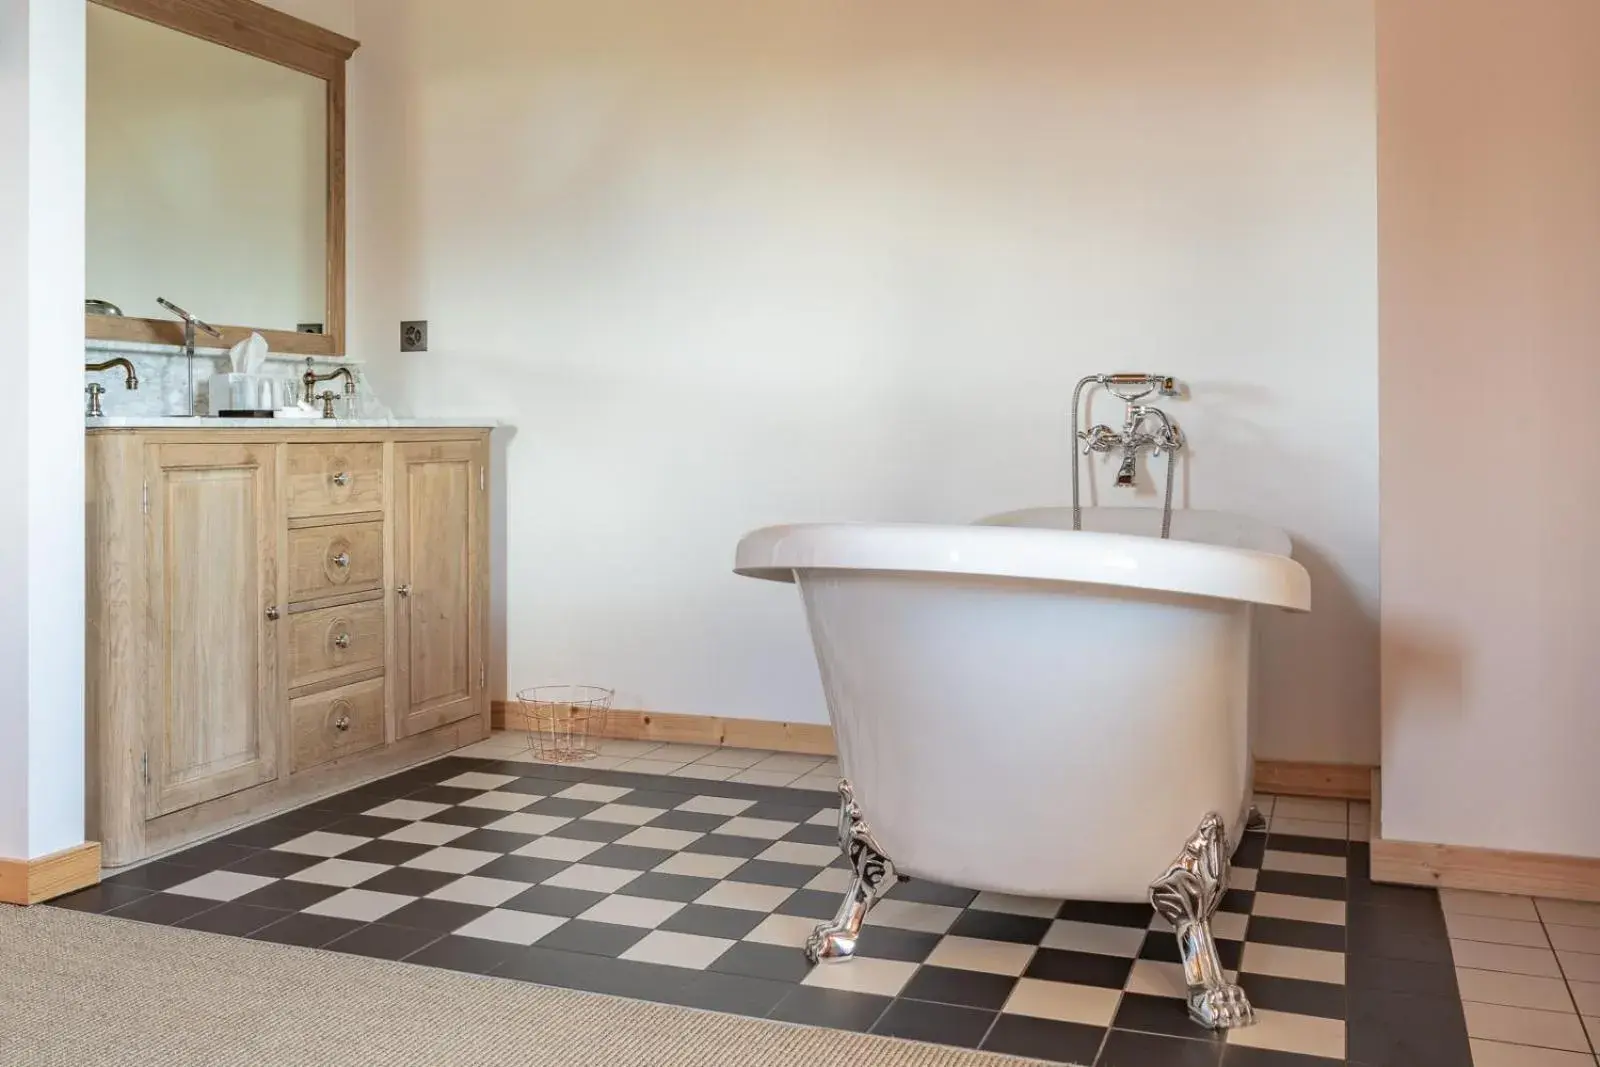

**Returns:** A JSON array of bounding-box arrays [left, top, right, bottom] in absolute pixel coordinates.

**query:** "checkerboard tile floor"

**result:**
[[51, 747, 1477, 1067]]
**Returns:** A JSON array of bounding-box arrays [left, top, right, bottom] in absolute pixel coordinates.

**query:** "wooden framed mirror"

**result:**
[[84, 0, 358, 357]]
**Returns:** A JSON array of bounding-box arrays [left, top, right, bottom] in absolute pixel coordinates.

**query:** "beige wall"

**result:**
[[1379, 0, 1600, 855], [346, 0, 1380, 762]]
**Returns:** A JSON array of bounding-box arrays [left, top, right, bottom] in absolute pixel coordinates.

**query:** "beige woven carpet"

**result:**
[[0, 906, 1074, 1067]]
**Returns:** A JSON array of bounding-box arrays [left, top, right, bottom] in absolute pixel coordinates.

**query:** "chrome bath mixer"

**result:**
[[1070, 373, 1185, 539]]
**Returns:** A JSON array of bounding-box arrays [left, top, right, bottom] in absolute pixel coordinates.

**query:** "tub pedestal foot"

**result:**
[[1245, 805, 1267, 833], [806, 779, 896, 964], [1149, 812, 1255, 1030]]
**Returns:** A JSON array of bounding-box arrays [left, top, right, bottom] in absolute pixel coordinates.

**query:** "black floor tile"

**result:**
[[496, 777, 560, 796], [1026, 947, 1136, 989], [222, 849, 325, 878], [872, 998, 995, 1049], [175, 902, 290, 937], [1056, 900, 1153, 928], [216, 820, 313, 849], [664, 971, 793, 1017], [533, 918, 650, 957], [338, 840, 435, 868], [615, 788, 695, 810], [1255, 871, 1346, 901], [1267, 834, 1348, 857], [359, 866, 460, 898], [545, 820, 633, 843], [1346, 904, 1451, 964], [405, 785, 487, 806], [901, 965, 1019, 1010], [46, 882, 152, 914], [1141, 935, 1244, 971], [404, 934, 516, 975], [383, 899, 490, 933], [981, 1014, 1106, 1064], [683, 833, 770, 859], [314, 785, 412, 813], [1100, 1028, 1222, 1067], [525, 797, 604, 819], [781, 823, 839, 847], [326, 922, 443, 961], [949, 909, 1053, 944], [468, 855, 572, 886], [1238, 973, 1347, 1020], [322, 814, 412, 840], [497, 946, 692, 1001], [583, 844, 675, 871], [617, 872, 719, 903], [742, 801, 830, 823], [648, 810, 730, 833], [768, 987, 890, 1032], [103, 861, 197, 892], [422, 806, 509, 828], [1221, 1047, 1342, 1066], [502, 885, 607, 918], [1247, 917, 1346, 953], [1232, 833, 1266, 869], [448, 829, 540, 854], [1221, 889, 1256, 914], [249, 912, 363, 948], [726, 859, 822, 888], [885, 879, 978, 908], [660, 904, 766, 940], [854, 926, 941, 963], [708, 941, 815, 983], [163, 842, 260, 870], [234, 879, 342, 911], [1346, 989, 1472, 1067], [1345, 954, 1460, 998], [1115, 993, 1231, 1042], [774, 889, 840, 921], [106, 892, 218, 926]]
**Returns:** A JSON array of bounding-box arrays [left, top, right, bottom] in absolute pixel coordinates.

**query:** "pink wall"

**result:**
[[1379, 0, 1600, 855]]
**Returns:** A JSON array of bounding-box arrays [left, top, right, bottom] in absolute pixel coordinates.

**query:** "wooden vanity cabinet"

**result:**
[[86, 427, 491, 867]]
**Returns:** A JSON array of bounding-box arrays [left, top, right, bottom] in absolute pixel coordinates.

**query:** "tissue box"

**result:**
[[209, 373, 287, 415]]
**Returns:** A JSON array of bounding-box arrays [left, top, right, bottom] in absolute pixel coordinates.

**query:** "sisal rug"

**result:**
[[0, 906, 1075, 1067]]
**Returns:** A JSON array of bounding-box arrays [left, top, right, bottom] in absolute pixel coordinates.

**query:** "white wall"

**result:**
[[1379, 0, 1600, 856], [0, 0, 87, 860], [87, 4, 327, 329], [349, 0, 1380, 764]]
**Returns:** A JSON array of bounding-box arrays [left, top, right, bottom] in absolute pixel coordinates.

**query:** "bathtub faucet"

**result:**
[[1070, 373, 1186, 537], [1088, 402, 1183, 489]]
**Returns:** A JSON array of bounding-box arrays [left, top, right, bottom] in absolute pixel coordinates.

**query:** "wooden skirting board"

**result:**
[[1369, 772, 1600, 903], [0, 842, 101, 906], [490, 703, 1372, 797]]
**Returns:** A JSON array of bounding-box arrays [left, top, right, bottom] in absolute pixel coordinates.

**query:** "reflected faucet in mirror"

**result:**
[[303, 357, 356, 419], [84, 357, 139, 418], [157, 297, 222, 417]]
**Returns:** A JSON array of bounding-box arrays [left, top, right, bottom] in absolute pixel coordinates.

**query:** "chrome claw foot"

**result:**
[[806, 779, 896, 965], [1245, 805, 1267, 832], [1149, 812, 1256, 1031]]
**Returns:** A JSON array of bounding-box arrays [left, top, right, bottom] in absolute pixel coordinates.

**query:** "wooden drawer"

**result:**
[[287, 600, 385, 690], [288, 521, 383, 603], [286, 442, 384, 518], [290, 676, 385, 773]]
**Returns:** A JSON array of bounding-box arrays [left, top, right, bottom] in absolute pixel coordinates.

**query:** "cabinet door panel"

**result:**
[[145, 442, 280, 817], [393, 440, 483, 738]]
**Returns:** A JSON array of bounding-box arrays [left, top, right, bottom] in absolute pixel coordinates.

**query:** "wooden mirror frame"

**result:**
[[84, 0, 360, 357]]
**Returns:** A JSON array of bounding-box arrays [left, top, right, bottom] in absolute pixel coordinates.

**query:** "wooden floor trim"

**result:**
[[1370, 771, 1600, 903], [1253, 759, 1373, 800], [492, 702, 835, 757], [0, 841, 102, 906]]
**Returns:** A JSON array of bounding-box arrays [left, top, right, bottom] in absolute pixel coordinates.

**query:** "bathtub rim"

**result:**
[[734, 521, 1310, 611]]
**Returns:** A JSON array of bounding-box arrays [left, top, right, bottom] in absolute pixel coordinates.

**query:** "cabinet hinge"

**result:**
[[479, 466, 485, 491], [141, 479, 149, 515], [479, 664, 486, 689], [141, 751, 149, 785]]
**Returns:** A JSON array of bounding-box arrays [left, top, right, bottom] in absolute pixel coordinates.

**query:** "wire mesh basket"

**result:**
[[514, 685, 614, 763]]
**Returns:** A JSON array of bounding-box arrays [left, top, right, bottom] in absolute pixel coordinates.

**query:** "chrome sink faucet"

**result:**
[[1070, 373, 1186, 538], [84, 357, 139, 417], [302, 357, 357, 418]]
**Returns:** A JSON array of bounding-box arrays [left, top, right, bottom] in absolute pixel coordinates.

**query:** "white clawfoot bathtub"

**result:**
[[734, 506, 1309, 1029]]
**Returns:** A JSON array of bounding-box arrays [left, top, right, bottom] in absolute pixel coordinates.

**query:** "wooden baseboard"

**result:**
[[492, 702, 835, 757], [0, 842, 102, 905], [1253, 760, 1374, 800], [1370, 772, 1600, 903]]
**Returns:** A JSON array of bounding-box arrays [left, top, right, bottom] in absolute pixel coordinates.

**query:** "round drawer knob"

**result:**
[[331, 471, 351, 487], [329, 551, 350, 569], [333, 713, 351, 732], [333, 631, 352, 649]]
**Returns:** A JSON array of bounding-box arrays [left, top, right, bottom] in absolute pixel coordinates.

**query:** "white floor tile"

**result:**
[[675, 796, 753, 817], [578, 894, 685, 929], [1268, 816, 1347, 840], [459, 791, 540, 812], [668, 763, 739, 782], [1251, 893, 1346, 926], [513, 836, 604, 862], [1469, 1039, 1597, 1067], [1151, 909, 1246, 941], [1583, 1015, 1599, 1049], [1273, 797, 1350, 822], [801, 957, 916, 997], [1240, 942, 1346, 985], [595, 740, 663, 758], [274, 831, 367, 857], [747, 754, 825, 776], [807, 809, 838, 826], [1464, 1001, 1593, 1052], [617, 827, 704, 852], [1569, 980, 1600, 1016], [1557, 950, 1600, 983], [1262, 850, 1346, 878], [363, 799, 449, 822], [585, 803, 667, 826], [485, 812, 572, 836], [617, 758, 687, 775], [1547, 924, 1600, 955], [288, 858, 389, 888], [1441, 889, 1541, 922], [757, 842, 838, 868], [304, 888, 411, 922], [382, 821, 473, 846], [620, 930, 734, 969], [1002, 978, 1120, 1026], [554, 783, 631, 803], [1447, 913, 1551, 949], [401, 847, 498, 875], [1125, 960, 1189, 998], [1456, 967, 1579, 1013], [728, 770, 801, 787], [791, 774, 843, 793], [694, 881, 795, 912], [651, 852, 744, 880], [1451, 939, 1564, 978], [542, 864, 641, 894], [872, 899, 962, 935], [745, 914, 821, 948], [438, 772, 516, 791], [970, 892, 1061, 918], [649, 744, 720, 763], [427, 875, 531, 907], [455, 908, 567, 946], [166, 870, 275, 902], [1043, 919, 1147, 957], [1229, 866, 1258, 891], [804, 868, 853, 894], [1537, 899, 1600, 930], [926, 935, 1035, 976], [1226, 1008, 1345, 1059], [714, 817, 797, 840], [691, 748, 773, 769]]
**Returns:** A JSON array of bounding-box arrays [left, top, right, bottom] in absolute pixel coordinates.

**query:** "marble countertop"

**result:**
[[87, 416, 498, 429]]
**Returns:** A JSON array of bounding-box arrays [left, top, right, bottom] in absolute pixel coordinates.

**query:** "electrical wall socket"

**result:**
[[296, 322, 324, 335], [401, 320, 428, 352]]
